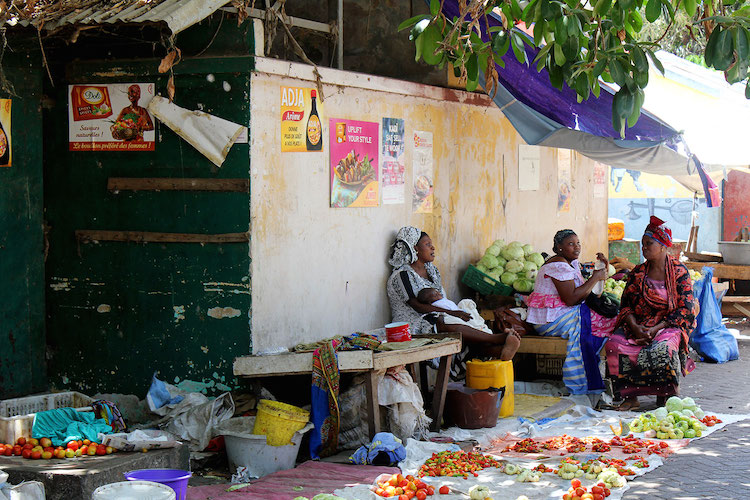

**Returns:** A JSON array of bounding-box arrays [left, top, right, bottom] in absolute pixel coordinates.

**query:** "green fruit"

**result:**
[[684, 429, 696, 439]]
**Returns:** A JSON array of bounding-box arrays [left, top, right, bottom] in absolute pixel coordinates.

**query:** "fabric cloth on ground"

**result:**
[[534, 304, 614, 394], [607, 256, 696, 398], [185, 461, 400, 500], [440, 298, 493, 334], [31, 407, 112, 446], [349, 432, 406, 465]]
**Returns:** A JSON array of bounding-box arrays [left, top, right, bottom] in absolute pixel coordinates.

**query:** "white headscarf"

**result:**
[[388, 226, 421, 268]]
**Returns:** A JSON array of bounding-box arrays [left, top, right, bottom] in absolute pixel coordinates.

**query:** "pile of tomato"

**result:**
[[418, 450, 502, 479], [374, 473, 453, 499], [0, 436, 115, 460], [562, 479, 612, 500], [505, 437, 542, 453], [701, 415, 722, 427]]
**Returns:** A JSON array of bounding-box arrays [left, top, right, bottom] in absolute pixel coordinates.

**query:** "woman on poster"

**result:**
[[111, 84, 154, 141]]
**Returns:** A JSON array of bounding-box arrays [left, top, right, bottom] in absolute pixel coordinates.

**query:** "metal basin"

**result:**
[[718, 241, 750, 266]]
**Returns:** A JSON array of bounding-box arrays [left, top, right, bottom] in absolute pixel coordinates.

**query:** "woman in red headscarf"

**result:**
[[605, 216, 696, 410]]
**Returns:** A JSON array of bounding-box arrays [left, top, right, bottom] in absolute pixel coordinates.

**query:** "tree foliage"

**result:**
[[400, 0, 750, 136]]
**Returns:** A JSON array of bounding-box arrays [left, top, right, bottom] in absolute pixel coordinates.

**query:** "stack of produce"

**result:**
[[475, 240, 544, 293], [0, 436, 115, 460], [627, 396, 717, 439], [603, 278, 626, 300], [689, 270, 703, 283]]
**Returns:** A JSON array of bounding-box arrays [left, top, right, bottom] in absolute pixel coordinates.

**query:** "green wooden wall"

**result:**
[[43, 33, 254, 395], [0, 50, 47, 399]]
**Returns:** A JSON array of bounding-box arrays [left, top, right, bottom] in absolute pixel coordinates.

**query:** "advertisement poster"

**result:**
[[413, 130, 434, 213], [329, 119, 379, 208], [518, 144, 540, 191], [0, 99, 11, 167], [281, 86, 323, 152], [593, 162, 607, 198], [381, 118, 405, 205], [557, 149, 572, 213], [68, 83, 155, 151]]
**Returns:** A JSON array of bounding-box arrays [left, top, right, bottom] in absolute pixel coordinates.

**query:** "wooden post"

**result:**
[[430, 354, 453, 432], [365, 370, 381, 439]]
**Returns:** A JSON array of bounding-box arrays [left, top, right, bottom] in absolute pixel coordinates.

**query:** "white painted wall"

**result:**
[[249, 59, 608, 354]]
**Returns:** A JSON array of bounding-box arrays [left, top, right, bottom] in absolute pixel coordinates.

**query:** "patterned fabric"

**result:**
[[534, 304, 614, 394], [386, 263, 445, 334], [91, 400, 126, 432], [526, 260, 584, 324], [644, 215, 673, 247], [388, 226, 421, 268]]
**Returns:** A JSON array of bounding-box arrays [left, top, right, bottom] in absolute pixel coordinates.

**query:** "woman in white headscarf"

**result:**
[[386, 227, 520, 380]]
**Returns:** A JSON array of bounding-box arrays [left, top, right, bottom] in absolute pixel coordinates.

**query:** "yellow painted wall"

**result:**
[[249, 64, 608, 353]]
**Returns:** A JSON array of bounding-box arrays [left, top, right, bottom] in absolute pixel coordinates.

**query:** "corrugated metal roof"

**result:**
[[24, 0, 230, 35]]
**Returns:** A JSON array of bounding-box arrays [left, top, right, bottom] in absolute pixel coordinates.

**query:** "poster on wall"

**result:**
[[280, 86, 323, 152], [557, 149, 572, 213], [413, 130, 434, 213], [329, 118, 379, 208], [593, 162, 607, 198], [518, 144, 540, 191], [0, 99, 11, 167], [381, 117, 405, 205], [68, 83, 155, 151]]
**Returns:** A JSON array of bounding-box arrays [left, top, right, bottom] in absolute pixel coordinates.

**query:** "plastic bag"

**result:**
[[690, 267, 739, 363], [0, 471, 45, 500], [337, 375, 369, 450], [377, 367, 431, 441]]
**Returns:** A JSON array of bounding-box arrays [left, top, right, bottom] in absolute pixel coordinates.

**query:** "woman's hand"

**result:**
[[596, 252, 609, 268], [449, 310, 472, 322], [591, 268, 607, 282], [632, 325, 652, 345]]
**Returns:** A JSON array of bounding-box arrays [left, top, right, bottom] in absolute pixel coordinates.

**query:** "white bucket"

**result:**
[[214, 416, 314, 478], [92, 480, 176, 500]]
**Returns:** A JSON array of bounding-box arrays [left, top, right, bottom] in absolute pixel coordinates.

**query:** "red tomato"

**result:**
[[3, 447, 12, 456], [593, 494, 604, 500], [659, 442, 669, 449], [426, 485, 434, 495], [604, 487, 611, 497], [66, 441, 79, 451], [16, 437, 26, 446], [416, 481, 427, 490], [21, 449, 32, 459], [399, 495, 409, 500], [416, 490, 427, 500], [591, 486, 603, 495], [399, 480, 409, 488], [575, 487, 586, 497], [571, 479, 582, 488], [438, 485, 449, 495], [389, 476, 400, 487], [405, 491, 415, 499]]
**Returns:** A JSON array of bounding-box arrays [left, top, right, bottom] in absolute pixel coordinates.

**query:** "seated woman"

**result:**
[[526, 229, 616, 395], [605, 217, 696, 410], [386, 226, 520, 381]]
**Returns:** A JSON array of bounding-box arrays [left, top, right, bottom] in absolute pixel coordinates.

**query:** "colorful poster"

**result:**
[[381, 118, 405, 205], [557, 149, 572, 213], [68, 83, 155, 151], [329, 119, 379, 208], [0, 99, 11, 167], [413, 130, 434, 213], [518, 144, 540, 191], [281, 86, 323, 152], [593, 162, 607, 198]]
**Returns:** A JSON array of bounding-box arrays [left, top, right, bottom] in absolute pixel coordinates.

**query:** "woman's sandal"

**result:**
[[616, 399, 641, 411]]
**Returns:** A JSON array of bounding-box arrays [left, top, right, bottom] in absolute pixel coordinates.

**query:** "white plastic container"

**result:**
[[214, 416, 313, 478], [592, 259, 606, 296], [92, 480, 175, 500], [718, 241, 750, 265], [0, 391, 93, 444]]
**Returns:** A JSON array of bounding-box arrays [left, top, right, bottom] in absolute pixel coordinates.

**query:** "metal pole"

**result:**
[[337, 0, 343, 69]]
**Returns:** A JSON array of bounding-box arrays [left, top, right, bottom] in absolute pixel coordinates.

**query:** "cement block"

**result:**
[[0, 445, 189, 500]]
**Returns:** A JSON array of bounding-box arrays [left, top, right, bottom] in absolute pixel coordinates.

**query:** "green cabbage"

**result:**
[[501, 272, 517, 285], [665, 396, 684, 412], [527, 252, 545, 268], [509, 241, 523, 248], [522, 243, 534, 256], [505, 259, 524, 273], [493, 239, 506, 248], [523, 261, 538, 273], [480, 254, 499, 269], [486, 243, 501, 257], [495, 256, 507, 268], [501, 245, 524, 261], [513, 278, 534, 293], [653, 407, 668, 421], [681, 397, 696, 410], [475, 263, 489, 273], [525, 269, 538, 280], [488, 269, 502, 280]]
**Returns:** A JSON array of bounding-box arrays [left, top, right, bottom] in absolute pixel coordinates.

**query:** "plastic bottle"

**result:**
[[592, 259, 605, 296]]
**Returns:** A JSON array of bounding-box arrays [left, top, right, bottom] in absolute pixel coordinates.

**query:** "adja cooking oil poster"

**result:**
[[68, 83, 155, 151], [329, 119, 379, 208], [0, 99, 11, 167], [280, 86, 323, 152]]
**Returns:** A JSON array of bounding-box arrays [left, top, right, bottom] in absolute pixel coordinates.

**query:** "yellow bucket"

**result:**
[[252, 400, 310, 446], [466, 359, 514, 417]]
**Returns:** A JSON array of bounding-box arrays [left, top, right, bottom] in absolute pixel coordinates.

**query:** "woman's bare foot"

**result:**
[[617, 397, 640, 411], [500, 331, 521, 361]]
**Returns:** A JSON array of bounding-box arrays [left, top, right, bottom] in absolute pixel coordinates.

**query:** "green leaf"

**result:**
[[620, 0, 635, 10], [466, 76, 479, 92], [634, 68, 649, 87], [409, 19, 431, 41], [683, 0, 698, 16], [493, 30, 510, 55], [430, 0, 440, 16], [733, 27, 750, 72], [646, 48, 665, 74], [594, 0, 613, 17], [563, 33, 580, 60], [592, 79, 602, 97], [466, 52, 479, 82], [420, 24, 444, 65], [631, 45, 648, 73], [415, 32, 425, 61], [568, 15, 582, 37], [704, 26, 721, 67], [398, 14, 431, 32], [628, 10, 643, 32], [533, 20, 547, 45], [713, 28, 735, 71], [609, 58, 626, 85], [554, 42, 567, 65], [511, 0, 524, 19], [522, 0, 540, 23], [593, 57, 608, 76], [733, 4, 750, 18], [628, 88, 645, 127], [547, 61, 564, 89], [661, 0, 675, 21], [511, 32, 528, 64], [746, 79, 750, 98], [611, 6, 625, 27], [555, 19, 567, 42], [575, 73, 590, 99]]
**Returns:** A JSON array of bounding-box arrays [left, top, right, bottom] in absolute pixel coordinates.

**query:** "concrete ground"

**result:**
[[623, 326, 750, 499]]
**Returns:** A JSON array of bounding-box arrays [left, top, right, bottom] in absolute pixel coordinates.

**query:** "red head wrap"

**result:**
[[644, 215, 672, 247]]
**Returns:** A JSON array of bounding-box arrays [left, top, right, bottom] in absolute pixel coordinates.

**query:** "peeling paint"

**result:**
[[173, 305, 185, 323], [207, 306, 241, 319], [49, 278, 72, 291], [96, 304, 111, 313], [200, 345, 209, 353], [202, 281, 250, 295]]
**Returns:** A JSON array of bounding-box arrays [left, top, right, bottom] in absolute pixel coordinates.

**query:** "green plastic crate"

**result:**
[[461, 265, 514, 296]]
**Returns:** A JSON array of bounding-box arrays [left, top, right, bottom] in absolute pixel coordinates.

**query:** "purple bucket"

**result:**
[[124, 469, 192, 500]]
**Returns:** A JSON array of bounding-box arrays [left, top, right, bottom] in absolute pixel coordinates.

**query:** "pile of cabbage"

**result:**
[[604, 278, 626, 299], [628, 396, 707, 439], [475, 240, 543, 293]]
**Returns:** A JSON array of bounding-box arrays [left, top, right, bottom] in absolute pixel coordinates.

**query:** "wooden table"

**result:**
[[685, 261, 750, 318], [233, 334, 462, 438]]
